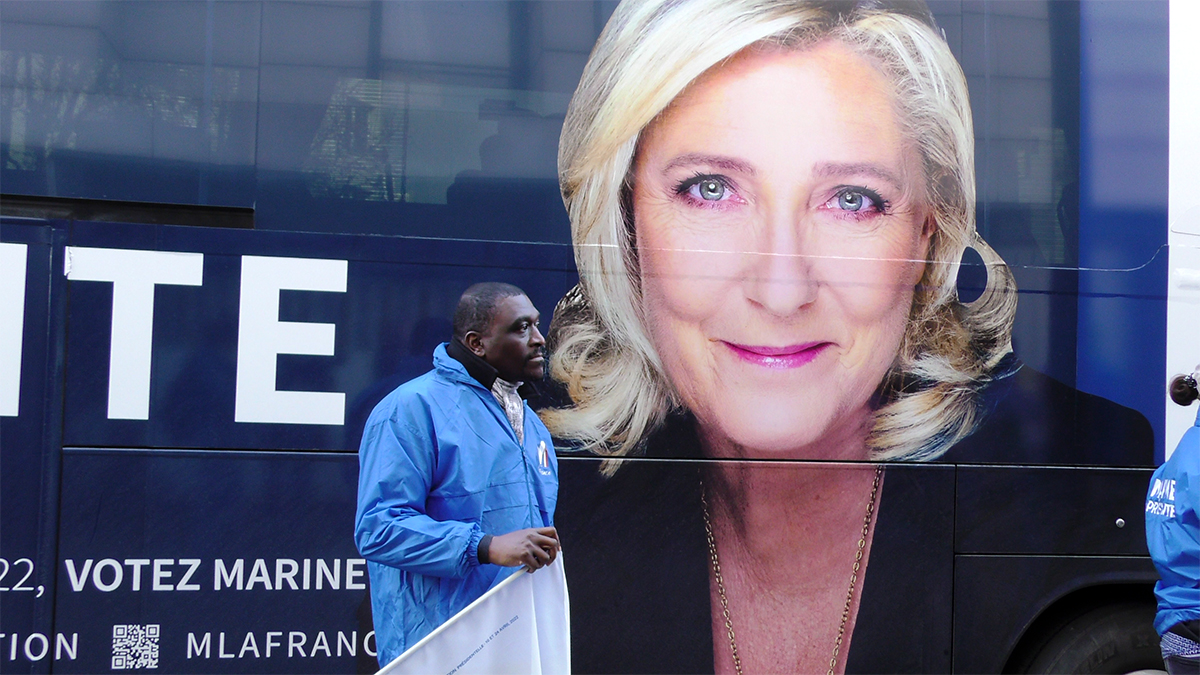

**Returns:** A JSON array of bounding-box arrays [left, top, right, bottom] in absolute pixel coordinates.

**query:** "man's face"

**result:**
[[473, 294, 545, 382]]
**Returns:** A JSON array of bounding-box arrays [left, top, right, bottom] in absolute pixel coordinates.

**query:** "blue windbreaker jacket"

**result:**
[[1146, 407, 1200, 635], [354, 344, 558, 665]]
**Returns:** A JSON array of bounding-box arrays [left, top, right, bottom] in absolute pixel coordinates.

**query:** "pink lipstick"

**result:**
[[723, 341, 830, 369]]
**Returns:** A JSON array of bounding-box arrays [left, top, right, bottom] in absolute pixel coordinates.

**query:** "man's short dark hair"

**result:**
[[453, 282, 526, 341]]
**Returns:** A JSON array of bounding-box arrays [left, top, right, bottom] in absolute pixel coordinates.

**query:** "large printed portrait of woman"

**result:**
[[540, 0, 1155, 672]]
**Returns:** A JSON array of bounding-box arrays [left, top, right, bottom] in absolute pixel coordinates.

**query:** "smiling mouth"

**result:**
[[722, 341, 831, 369]]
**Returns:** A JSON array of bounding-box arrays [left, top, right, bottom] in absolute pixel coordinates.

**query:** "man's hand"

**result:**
[[486, 527, 560, 570]]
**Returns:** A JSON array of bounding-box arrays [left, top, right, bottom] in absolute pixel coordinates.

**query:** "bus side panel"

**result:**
[[0, 221, 62, 675], [955, 466, 1155, 555], [52, 448, 370, 675]]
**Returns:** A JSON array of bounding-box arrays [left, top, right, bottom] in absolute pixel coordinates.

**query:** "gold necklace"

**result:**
[[700, 464, 883, 675]]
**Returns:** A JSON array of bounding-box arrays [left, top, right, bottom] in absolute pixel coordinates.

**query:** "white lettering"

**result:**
[[275, 559, 299, 590], [316, 559, 339, 590], [55, 633, 78, 660], [346, 559, 366, 590], [64, 247, 204, 419], [153, 559, 174, 591], [64, 560, 93, 592], [177, 558, 201, 591], [24, 633, 48, 661], [288, 631, 307, 658], [188, 633, 211, 659], [218, 632, 234, 659], [214, 559, 243, 590], [62, 558, 360, 594], [0, 243, 27, 417], [182, 630, 372, 660], [234, 256, 347, 425], [246, 559, 272, 590], [239, 632, 260, 658], [124, 559, 150, 591], [1147, 500, 1178, 518], [310, 631, 331, 658], [92, 559, 123, 592]]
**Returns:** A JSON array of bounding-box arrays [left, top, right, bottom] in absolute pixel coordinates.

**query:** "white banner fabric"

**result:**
[[378, 556, 571, 675]]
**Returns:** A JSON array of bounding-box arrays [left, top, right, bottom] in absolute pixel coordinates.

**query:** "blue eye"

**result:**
[[676, 175, 734, 204], [695, 179, 725, 201], [837, 189, 873, 211], [828, 187, 889, 216]]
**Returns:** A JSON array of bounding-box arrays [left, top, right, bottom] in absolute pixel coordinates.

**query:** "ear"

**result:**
[[921, 209, 938, 240], [910, 210, 937, 287], [463, 331, 487, 357]]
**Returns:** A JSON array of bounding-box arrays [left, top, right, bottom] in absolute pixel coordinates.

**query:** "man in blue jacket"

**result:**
[[355, 282, 560, 667], [1146, 372, 1200, 672]]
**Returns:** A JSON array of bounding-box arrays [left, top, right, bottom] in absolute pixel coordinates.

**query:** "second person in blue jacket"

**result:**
[[1147, 372, 1200, 673]]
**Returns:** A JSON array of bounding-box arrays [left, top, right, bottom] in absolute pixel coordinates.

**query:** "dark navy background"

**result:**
[[53, 449, 370, 674], [0, 222, 64, 675]]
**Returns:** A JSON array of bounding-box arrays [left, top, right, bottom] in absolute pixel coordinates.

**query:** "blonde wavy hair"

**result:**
[[542, 0, 1017, 469]]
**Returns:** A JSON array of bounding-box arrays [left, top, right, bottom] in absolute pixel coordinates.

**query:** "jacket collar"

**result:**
[[443, 339, 536, 400], [446, 338, 499, 389]]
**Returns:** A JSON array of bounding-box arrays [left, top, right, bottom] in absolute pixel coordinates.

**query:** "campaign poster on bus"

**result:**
[[1, 1, 1188, 673]]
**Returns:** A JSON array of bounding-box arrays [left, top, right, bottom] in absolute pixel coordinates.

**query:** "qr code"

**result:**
[[111, 624, 160, 670]]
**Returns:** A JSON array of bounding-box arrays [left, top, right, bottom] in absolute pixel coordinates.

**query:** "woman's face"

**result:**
[[632, 42, 932, 460]]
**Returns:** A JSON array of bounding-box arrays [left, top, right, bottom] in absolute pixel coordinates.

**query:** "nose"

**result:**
[[743, 215, 819, 317], [530, 323, 545, 348]]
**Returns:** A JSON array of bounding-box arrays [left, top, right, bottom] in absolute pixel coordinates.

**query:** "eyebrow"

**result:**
[[663, 153, 757, 176], [661, 156, 907, 192], [507, 314, 539, 330], [812, 162, 905, 191]]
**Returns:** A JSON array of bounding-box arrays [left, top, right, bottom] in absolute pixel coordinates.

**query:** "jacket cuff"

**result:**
[[465, 527, 486, 569], [477, 534, 494, 565]]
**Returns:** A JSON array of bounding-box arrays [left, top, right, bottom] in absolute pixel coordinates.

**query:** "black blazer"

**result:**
[[553, 365, 1153, 673]]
